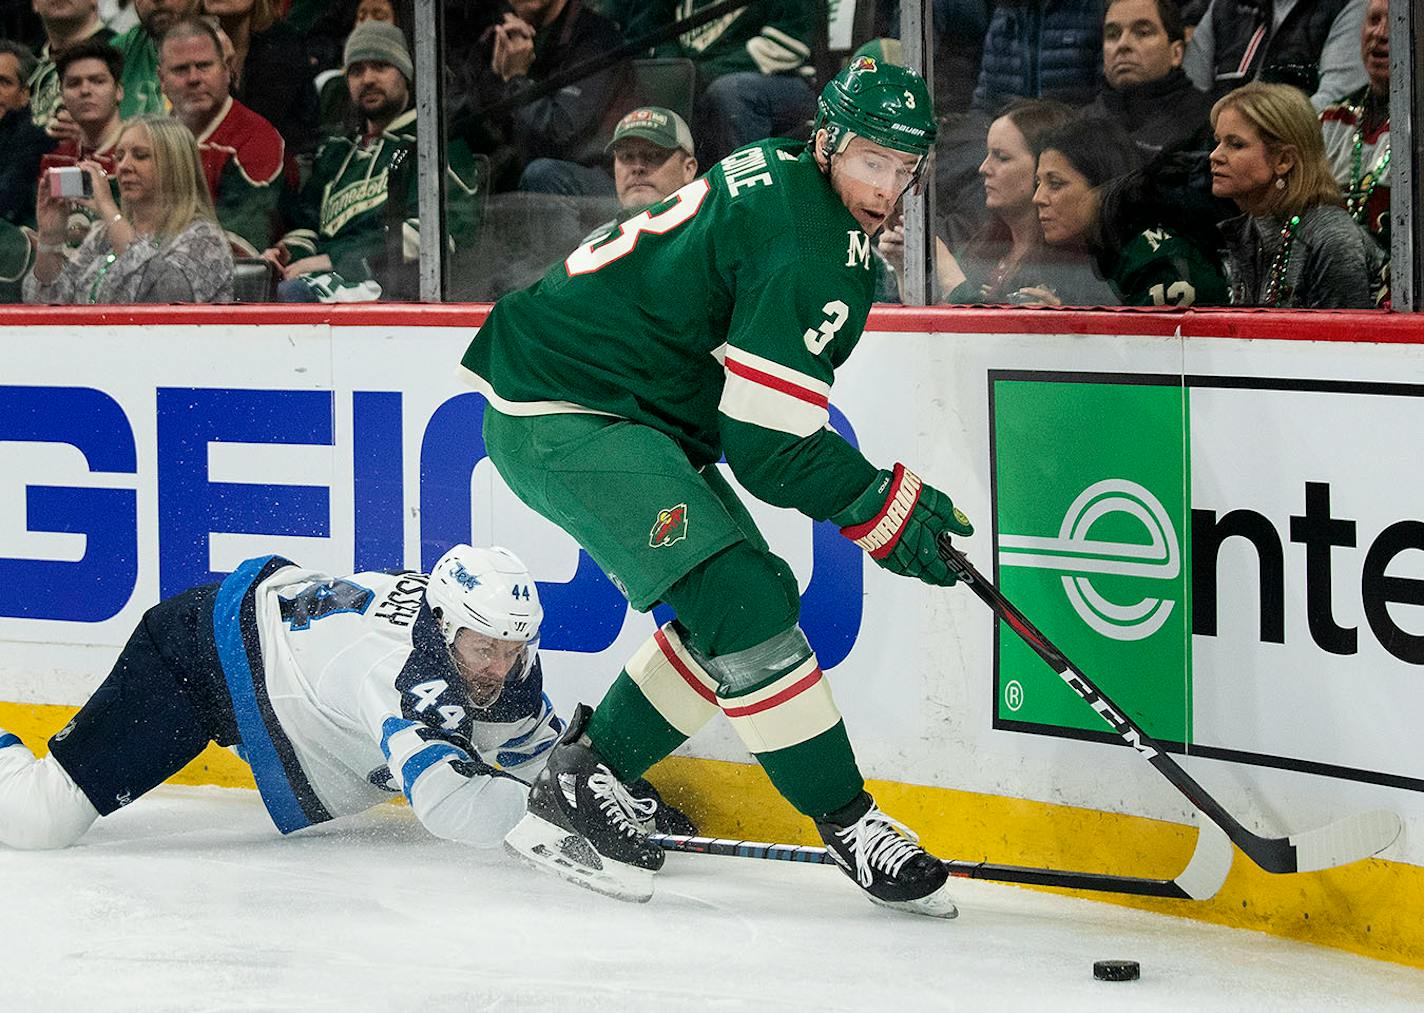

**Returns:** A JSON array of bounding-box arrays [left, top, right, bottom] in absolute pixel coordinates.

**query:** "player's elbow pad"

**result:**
[[416, 773, 529, 849]]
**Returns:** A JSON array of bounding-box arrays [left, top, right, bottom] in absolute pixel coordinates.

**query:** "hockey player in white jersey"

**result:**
[[0, 545, 563, 850]]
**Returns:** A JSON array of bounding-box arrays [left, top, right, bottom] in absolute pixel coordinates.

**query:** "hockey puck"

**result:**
[[1093, 960, 1140, 981]]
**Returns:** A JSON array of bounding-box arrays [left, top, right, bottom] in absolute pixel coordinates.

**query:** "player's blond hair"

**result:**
[[1211, 82, 1342, 214], [117, 116, 218, 242]]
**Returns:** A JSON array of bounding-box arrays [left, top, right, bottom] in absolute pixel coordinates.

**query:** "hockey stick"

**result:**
[[935, 534, 1402, 875], [650, 822, 1234, 900]]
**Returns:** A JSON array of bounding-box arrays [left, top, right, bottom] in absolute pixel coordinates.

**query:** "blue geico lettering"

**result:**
[[0, 386, 137, 621], [0, 387, 863, 666]]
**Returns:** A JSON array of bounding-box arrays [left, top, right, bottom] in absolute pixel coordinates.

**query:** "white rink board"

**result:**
[[1, 319, 1420, 868]]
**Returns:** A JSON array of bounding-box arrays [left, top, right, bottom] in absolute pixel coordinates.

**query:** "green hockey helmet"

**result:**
[[814, 56, 937, 161]]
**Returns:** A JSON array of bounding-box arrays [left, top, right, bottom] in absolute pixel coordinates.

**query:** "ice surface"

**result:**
[[3, 785, 1421, 1013]]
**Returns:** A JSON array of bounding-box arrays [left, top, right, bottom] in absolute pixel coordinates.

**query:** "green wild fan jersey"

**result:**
[[460, 137, 882, 521], [1109, 227, 1226, 307]]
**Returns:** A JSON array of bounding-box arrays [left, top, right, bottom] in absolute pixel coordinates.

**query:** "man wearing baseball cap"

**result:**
[[606, 106, 698, 211]]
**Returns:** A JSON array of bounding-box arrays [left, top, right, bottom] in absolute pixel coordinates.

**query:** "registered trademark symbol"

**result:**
[[1004, 680, 1024, 711]]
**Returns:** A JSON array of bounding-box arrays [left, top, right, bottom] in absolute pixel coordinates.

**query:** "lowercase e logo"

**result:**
[[998, 479, 1180, 641]]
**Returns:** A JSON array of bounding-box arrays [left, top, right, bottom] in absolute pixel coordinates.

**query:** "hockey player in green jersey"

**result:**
[[461, 58, 972, 918]]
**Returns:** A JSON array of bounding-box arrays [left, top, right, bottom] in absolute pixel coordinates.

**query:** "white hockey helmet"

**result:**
[[426, 544, 543, 707]]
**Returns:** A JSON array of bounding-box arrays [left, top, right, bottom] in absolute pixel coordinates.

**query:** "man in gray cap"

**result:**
[[264, 20, 481, 301], [607, 106, 699, 211]]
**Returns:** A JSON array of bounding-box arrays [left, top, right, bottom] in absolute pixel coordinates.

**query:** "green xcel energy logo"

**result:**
[[991, 374, 1190, 746]]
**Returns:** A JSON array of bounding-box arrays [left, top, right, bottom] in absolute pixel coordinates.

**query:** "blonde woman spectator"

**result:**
[[26, 114, 234, 303], [1210, 81, 1382, 308]]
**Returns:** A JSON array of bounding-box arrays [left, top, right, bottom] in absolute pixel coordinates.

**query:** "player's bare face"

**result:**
[[160, 35, 229, 125], [451, 630, 526, 708], [826, 135, 920, 235]]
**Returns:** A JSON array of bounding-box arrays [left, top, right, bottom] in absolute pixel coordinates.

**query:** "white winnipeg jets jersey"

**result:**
[[220, 560, 559, 841]]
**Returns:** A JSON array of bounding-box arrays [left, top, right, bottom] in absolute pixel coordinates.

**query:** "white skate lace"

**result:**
[[835, 808, 924, 889], [588, 768, 658, 839]]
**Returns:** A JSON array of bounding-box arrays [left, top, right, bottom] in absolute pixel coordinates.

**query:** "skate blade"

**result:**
[[504, 812, 654, 903], [867, 881, 960, 919]]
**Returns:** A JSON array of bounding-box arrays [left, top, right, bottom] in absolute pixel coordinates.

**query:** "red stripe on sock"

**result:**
[[721, 668, 824, 717], [654, 628, 717, 704]]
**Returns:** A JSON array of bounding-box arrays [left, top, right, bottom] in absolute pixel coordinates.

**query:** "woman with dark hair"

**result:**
[[1032, 116, 1226, 306], [203, 0, 319, 155], [880, 98, 1101, 303], [1211, 82, 1382, 308]]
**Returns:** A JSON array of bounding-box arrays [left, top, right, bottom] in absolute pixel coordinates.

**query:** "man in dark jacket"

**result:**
[[1082, 0, 1213, 156], [0, 40, 55, 231], [972, 0, 1105, 112], [454, 0, 635, 196], [1184, 0, 1365, 109]]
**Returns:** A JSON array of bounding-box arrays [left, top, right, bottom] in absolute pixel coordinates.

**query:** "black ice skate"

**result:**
[[815, 791, 959, 919], [504, 704, 665, 902]]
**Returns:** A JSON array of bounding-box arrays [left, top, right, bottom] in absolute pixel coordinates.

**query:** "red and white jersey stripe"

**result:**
[[717, 345, 831, 438]]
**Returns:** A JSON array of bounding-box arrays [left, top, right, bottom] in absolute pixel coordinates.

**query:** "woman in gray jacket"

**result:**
[[1209, 82, 1383, 308], [26, 115, 234, 304]]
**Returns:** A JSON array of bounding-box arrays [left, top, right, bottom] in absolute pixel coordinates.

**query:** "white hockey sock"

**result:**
[[0, 738, 100, 850]]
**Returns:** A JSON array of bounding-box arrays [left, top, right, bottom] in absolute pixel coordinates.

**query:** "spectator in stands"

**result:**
[[628, 1, 816, 166], [201, 0, 319, 155], [453, 0, 634, 196], [608, 106, 696, 210], [159, 16, 283, 253], [1319, 0, 1388, 257], [99, 0, 140, 34], [38, 40, 125, 248], [26, 114, 234, 302], [113, 0, 198, 117], [27, 0, 116, 133], [1211, 81, 1381, 307], [263, 21, 481, 301], [1184, 0, 1366, 110], [42, 40, 124, 165], [972, 0, 1106, 113], [0, 41, 55, 231], [1034, 118, 1227, 305], [882, 99, 1084, 303], [576, 105, 697, 250], [1082, 0, 1214, 156]]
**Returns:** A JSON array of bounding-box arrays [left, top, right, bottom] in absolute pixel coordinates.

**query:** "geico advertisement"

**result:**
[[990, 369, 1424, 792], [0, 325, 865, 685]]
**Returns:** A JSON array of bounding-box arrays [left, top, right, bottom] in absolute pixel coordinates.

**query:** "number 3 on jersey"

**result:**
[[565, 178, 712, 276], [804, 300, 849, 354]]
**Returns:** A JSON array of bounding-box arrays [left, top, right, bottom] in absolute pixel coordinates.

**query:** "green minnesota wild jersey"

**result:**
[[1109, 226, 1227, 307], [460, 137, 882, 520]]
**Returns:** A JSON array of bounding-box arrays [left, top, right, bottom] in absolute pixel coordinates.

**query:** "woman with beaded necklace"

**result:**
[[1210, 82, 1383, 309]]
